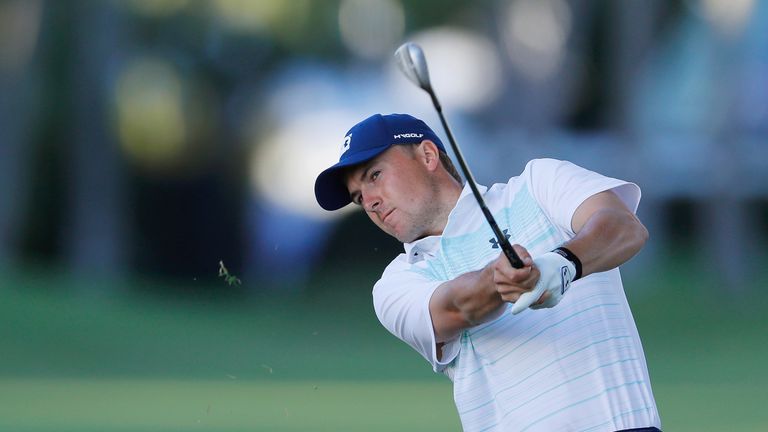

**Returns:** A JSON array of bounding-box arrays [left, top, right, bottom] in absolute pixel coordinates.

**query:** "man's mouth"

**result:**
[[382, 209, 395, 224]]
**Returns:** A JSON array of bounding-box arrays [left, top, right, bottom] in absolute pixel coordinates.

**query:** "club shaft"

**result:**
[[430, 92, 524, 269]]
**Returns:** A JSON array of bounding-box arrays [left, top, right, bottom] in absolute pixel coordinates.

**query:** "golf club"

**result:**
[[394, 42, 524, 269]]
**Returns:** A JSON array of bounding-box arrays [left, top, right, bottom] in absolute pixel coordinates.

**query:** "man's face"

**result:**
[[345, 144, 442, 243]]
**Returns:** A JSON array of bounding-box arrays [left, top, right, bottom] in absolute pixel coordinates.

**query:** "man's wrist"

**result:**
[[552, 246, 582, 280]]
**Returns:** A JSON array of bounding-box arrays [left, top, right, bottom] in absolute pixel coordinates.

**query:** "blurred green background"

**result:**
[[1, 0, 767, 431]]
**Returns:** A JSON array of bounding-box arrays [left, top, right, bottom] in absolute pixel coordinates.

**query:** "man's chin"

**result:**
[[394, 231, 426, 244], [392, 233, 410, 243], [389, 229, 412, 244], [382, 222, 425, 243]]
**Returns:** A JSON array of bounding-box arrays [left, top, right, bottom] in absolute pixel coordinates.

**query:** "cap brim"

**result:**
[[314, 143, 392, 211]]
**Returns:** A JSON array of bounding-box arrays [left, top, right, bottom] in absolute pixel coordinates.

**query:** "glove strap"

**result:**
[[552, 247, 582, 281]]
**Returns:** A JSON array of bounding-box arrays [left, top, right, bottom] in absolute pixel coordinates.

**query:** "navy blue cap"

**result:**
[[314, 113, 445, 211]]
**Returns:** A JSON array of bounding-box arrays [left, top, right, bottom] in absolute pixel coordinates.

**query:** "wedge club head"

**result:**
[[394, 42, 432, 92]]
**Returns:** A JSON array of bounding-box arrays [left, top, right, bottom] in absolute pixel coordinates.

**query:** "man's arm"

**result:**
[[562, 189, 648, 277], [511, 188, 649, 312], [428, 245, 537, 344]]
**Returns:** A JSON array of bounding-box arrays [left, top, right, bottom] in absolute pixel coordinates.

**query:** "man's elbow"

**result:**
[[639, 222, 649, 246], [628, 217, 649, 256]]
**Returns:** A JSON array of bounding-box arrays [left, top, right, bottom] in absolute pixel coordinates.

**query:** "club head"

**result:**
[[394, 42, 432, 92]]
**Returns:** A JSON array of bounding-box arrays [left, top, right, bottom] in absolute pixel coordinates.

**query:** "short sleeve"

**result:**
[[372, 256, 460, 372], [524, 159, 641, 236]]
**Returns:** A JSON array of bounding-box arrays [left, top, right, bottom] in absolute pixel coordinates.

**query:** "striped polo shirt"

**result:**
[[372, 159, 661, 431]]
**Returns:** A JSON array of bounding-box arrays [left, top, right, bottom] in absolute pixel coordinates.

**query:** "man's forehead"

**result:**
[[343, 146, 396, 188], [344, 144, 417, 185], [347, 159, 373, 177], [343, 156, 376, 187]]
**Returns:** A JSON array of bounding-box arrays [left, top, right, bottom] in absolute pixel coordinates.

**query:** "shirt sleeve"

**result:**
[[372, 256, 460, 372], [524, 158, 641, 236]]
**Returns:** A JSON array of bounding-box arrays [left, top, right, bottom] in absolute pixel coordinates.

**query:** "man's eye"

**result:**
[[371, 170, 380, 181]]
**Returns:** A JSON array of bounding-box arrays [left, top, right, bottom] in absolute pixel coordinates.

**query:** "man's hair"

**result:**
[[403, 142, 462, 183], [438, 150, 463, 183]]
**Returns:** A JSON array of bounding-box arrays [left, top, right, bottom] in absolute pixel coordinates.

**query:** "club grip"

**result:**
[[499, 238, 525, 269]]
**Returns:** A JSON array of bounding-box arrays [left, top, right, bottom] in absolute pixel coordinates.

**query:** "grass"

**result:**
[[0, 380, 765, 431], [1, 256, 766, 431], [653, 382, 768, 431], [0, 379, 458, 432]]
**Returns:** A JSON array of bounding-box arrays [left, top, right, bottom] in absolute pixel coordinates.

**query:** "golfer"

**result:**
[[315, 113, 661, 432]]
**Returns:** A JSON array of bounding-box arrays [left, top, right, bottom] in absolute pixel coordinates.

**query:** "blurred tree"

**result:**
[[64, 0, 128, 281], [0, 0, 42, 267]]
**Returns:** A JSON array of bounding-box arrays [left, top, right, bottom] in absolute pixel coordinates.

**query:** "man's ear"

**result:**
[[418, 139, 440, 171]]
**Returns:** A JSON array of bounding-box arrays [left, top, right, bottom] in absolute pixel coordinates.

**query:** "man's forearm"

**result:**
[[451, 265, 506, 325], [430, 265, 506, 342], [564, 207, 648, 277]]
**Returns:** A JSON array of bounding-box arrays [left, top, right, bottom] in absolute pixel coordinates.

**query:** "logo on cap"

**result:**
[[341, 134, 352, 156], [393, 133, 423, 139]]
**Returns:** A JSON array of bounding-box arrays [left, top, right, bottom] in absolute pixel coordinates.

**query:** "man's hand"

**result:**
[[510, 251, 576, 314], [492, 244, 540, 303]]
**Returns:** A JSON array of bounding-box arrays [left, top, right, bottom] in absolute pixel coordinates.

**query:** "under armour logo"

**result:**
[[489, 229, 511, 249], [560, 266, 572, 294]]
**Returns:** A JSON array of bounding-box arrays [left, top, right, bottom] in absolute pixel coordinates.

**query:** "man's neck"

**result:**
[[432, 180, 464, 237]]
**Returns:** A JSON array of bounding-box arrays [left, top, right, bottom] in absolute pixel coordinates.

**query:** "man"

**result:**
[[315, 113, 661, 432]]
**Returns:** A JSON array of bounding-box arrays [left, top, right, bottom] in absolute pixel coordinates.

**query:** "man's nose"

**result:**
[[362, 193, 380, 213]]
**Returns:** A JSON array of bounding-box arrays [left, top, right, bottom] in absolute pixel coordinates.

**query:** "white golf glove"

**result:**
[[510, 251, 576, 314]]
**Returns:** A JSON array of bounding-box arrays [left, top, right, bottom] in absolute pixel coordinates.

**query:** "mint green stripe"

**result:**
[[456, 303, 620, 380], [517, 381, 646, 432], [487, 303, 620, 363], [456, 336, 633, 415], [468, 292, 615, 339], [460, 357, 638, 416], [577, 406, 653, 432]]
